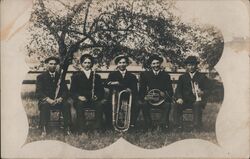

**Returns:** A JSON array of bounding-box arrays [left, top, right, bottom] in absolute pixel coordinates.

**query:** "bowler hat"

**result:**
[[184, 56, 199, 65], [80, 54, 94, 64], [147, 54, 163, 65], [114, 55, 130, 65], [44, 56, 60, 64]]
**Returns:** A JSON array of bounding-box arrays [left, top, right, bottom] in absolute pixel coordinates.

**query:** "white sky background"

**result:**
[[175, 0, 249, 42]]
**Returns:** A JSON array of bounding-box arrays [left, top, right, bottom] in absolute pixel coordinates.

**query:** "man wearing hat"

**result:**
[[70, 54, 105, 132], [105, 55, 139, 130], [173, 56, 209, 131], [138, 54, 173, 131], [36, 56, 71, 137]]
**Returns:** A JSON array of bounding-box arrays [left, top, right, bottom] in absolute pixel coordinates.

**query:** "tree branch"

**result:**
[[83, 0, 92, 34]]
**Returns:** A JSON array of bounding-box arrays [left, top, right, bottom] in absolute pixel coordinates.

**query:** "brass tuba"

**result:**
[[112, 89, 132, 132]]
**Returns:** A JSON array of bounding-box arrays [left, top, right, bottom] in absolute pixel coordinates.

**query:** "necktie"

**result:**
[[51, 74, 55, 82]]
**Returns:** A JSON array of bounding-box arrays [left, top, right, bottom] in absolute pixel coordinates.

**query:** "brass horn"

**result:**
[[112, 89, 132, 132], [145, 89, 165, 106]]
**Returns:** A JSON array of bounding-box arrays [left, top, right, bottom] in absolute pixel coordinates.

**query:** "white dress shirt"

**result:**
[[119, 70, 127, 78], [83, 69, 91, 79], [153, 70, 160, 75], [189, 71, 197, 79]]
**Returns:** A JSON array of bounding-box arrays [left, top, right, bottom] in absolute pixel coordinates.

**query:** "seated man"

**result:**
[[36, 57, 71, 137], [173, 56, 209, 131], [70, 54, 105, 133], [138, 54, 173, 131], [105, 55, 139, 130]]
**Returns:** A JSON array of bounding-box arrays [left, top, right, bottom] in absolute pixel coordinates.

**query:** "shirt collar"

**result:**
[[189, 71, 197, 79], [49, 72, 55, 77], [153, 70, 160, 75], [82, 69, 91, 79], [119, 70, 127, 74]]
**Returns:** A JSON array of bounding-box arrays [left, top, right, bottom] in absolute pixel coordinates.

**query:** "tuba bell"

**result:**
[[112, 89, 132, 132]]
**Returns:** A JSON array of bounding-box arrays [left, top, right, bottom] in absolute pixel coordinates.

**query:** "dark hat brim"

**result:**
[[44, 56, 60, 64]]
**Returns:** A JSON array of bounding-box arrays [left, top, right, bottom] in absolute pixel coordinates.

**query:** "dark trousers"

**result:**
[[141, 101, 171, 127], [173, 101, 205, 128], [104, 100, 140, 128], [75, 100, 103, 131], [39, 100, 71, 129]]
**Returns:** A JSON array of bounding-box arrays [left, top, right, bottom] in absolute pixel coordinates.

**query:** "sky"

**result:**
[[175, 0, 249, 42], [1, 0, 249, 42]]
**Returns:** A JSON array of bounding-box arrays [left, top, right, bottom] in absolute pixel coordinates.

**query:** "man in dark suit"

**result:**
[[105, 55, 139, 130], [36, 57, 71, 137], [139, 54, 173, 131], [70, 54, 105, 132], [173, 56, 209, 131]]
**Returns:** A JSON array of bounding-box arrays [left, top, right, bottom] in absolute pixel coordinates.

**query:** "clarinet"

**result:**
[[91, 69, 97, 101]]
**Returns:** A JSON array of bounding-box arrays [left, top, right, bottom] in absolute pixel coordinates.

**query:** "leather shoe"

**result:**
[[65, 127, 72, 136]]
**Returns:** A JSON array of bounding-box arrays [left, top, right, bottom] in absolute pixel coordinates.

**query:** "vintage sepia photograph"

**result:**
[[1, 0, 249, 158], [21, 0, 224, 150]]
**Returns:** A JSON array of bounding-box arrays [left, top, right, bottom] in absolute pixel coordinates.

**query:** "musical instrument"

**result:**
[[91, 69, 97, 101], [145, 89, 165, 106], [112, 89, 132, 132], [191, 81, 202, 101]]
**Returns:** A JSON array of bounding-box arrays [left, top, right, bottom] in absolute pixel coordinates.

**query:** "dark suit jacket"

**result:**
[[70, 71, 104, 101], [106, 71, 138, 97], [174, 71, 209, 104], [36, 71, 68, 102], [139, 70, 173, 102]]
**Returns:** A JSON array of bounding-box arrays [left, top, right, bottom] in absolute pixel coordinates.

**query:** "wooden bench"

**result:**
[[23, 71, 212, 128]]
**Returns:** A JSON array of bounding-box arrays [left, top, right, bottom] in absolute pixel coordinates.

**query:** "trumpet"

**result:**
[[191, 81, 202, 101], [112, 89, 132, 132]]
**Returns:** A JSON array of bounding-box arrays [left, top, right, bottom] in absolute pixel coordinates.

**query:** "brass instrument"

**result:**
[[112, 89, 132, 132], [145, 89, 165, 106], [191, 81, 202, 101]]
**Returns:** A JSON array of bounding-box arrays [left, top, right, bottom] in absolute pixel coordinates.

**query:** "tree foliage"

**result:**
[[26, 0, 223, 71]]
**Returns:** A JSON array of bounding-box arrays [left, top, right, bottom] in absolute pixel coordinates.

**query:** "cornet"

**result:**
[[191, 81, 202, 102]]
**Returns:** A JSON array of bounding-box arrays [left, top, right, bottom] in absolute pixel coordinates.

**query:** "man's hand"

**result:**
[[176, 98, 184, 105], [159, 91, 166, 98], [100, 99, 107, 105], [126, 88, 132, 92], [108, 81, 120, 86], [46, 98, 56, 105], [78, 96, 87, 102], [92, 95, 98, 101], [55, 97, 63, 104], [197, 90, 204, 97], [144, 96, 149, 101]]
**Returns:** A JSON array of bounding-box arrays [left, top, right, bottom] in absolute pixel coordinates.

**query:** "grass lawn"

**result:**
[[22, 91, 220, 150]]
